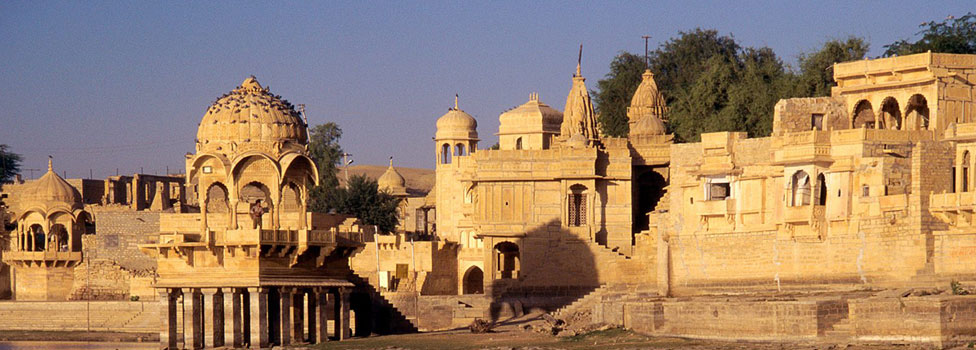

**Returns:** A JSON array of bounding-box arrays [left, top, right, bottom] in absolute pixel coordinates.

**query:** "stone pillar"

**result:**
[[279, 287, 293, 345], [293, 289, 305, 343], [201, 288, 218, 348], [247, 287, 269, 348], [158, 289, 178, 350], [223, 288, 242, 348], [306, 290, 316, 343], [184, 288, 203, 349], [229, 199, 239, 229], [336, 287, 351, 340], [313, 288, 330, 343]]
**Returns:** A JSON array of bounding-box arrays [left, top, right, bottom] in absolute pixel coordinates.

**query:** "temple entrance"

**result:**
[[463, 266, 484, 294], [633, 167, 667, 232]]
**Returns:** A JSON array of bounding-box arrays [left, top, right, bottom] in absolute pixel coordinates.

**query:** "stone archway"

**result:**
[[852, 100, 875, 129], [462, 266, 484, 294]]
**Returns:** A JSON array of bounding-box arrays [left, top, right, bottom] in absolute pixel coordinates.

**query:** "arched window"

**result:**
[[515, 137, 523, 150], [905, 94, 930, 130], [28, 224, 44, 251], [790, 171, 811, 206], [880, 97, 901, 130], [455, 143, 466, 156], [568, 184, 587, 226], [205, 182, 230, 213], [963, 151, 971, 192], [493, 242, 520, 279], [441, 143, 452, 164], [852, 100, 875, 129], [77, 211, 95, 235], [816, 173, 827, 206]]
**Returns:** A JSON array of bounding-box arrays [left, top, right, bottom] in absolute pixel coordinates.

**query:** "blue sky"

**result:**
[[1, 1, 973, 178]]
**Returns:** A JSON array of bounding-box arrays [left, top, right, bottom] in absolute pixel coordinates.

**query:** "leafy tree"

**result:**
[[329, 174, 402, 233], [795, 37, 869, 97], [307, 123, 344, 213], [0, 144, 22, 187], [649, 28, 740, 99], [592, 52, 646, 137], [884, 13, 976, 56]]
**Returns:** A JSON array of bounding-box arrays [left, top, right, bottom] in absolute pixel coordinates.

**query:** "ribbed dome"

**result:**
[[561, 62, 599, 141], [377, 158, 407, 196], [23, 158, 81, 208], [628, 70, 667, 120], [435, 96, 478, 141], [629, 114, 667, 136], [196, 76, 307, 156]]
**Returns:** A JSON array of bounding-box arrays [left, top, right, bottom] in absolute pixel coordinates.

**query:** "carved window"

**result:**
[[568, 184, 587, 227], [790, 171, 811, 206], [515, 137, 523, 150], [441, 143, 451, 164]]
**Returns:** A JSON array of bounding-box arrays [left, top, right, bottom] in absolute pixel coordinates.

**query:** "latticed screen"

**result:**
[[568, 193, 586, 226]]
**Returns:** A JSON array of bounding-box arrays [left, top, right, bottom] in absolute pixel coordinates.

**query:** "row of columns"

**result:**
[[159, 286, 350, 349]]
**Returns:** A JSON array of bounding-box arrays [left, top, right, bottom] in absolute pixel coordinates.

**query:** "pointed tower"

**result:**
[[560, 46, 599, 146], [378, 157, 408, 196]]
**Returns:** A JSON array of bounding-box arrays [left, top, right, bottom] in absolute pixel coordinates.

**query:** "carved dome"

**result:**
[[377, 158, 408, 196], [196, 76, 308, 157], [498, 93, 563, 136], [21, 158, 81, 210], [435, 96, 478, 141], [627, 70, 667, 122]]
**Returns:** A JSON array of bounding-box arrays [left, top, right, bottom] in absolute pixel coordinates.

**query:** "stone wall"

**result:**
[[773, 97, 847, 136], [89, 209, 159, 272], [849, 296, 976, 348]]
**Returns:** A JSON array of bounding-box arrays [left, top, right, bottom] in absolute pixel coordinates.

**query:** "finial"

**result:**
[[389, 156, 394, 167], [454, 94, 459, 110], [576, 44, 583, 77], [642, 35, 652, 69], [48, 155, 53, 172]]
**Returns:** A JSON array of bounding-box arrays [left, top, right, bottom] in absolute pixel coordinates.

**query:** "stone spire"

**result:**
[[560, 45, 599, 144], [628, 69, 668, 137]]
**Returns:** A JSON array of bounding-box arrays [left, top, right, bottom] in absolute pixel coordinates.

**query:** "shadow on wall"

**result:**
[[485, 219, 600, 321]]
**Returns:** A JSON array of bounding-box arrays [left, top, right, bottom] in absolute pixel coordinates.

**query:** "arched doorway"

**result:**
[[493, 242, 520, 279], [852, 100, 875, 129], [240, 182, 272, 229], [463, 266, 484, 294], [905, 94, 930, 130], [880, 97, 901, 130], [634, 170, 667, 232], [816, 173, 827, 206], [205, 182, 230, 213]]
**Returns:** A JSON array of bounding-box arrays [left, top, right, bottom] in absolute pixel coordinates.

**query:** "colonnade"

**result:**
[[158, 286, 350, 349]]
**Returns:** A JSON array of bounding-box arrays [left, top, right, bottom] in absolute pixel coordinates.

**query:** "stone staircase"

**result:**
[[553, 284, 609, 320], [347, 272, 420, 333], [822, 317, 854, 341]]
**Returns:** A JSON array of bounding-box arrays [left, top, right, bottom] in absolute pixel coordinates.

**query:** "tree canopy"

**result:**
[[884, 13, 976, 56], [307, 122, 344, 213], [0, 144, 22, 187], [592, 30, 870, 142], [328, 174, 402, 233]]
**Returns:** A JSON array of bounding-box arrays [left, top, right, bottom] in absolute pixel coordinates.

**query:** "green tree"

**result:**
[[884, 13, 976, 56], [795, 37, 869, 97], [592, 52, 646, 137], [306, 122, 343, 213], [329, 174, 402, 233], [0, 144, 22, 187], [649, 28, 740, 98]]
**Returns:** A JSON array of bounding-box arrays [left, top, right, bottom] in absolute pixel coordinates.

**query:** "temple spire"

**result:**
[[454, 94, 459, 110], [389, 156, 394, 167]]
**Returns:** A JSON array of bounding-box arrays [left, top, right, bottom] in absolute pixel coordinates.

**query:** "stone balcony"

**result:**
[[695, 199, 736, 217], [783, 205, 825, 224], [1, 251, 82, 267], [930, 192, 976, 226]]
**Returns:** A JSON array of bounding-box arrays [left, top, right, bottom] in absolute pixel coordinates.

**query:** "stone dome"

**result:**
[[377, 158, 408, 196], [435, 96, 478, 141], [629, 114, 667, 136], [22, 158, 81, 209], [196, 76, 308, 156]]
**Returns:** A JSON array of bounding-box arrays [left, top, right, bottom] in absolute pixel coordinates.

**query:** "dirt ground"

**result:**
[[305, 315, 944, 350]]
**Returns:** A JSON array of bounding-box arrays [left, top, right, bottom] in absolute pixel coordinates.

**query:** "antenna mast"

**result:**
[[642, 35, 652, 69]]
